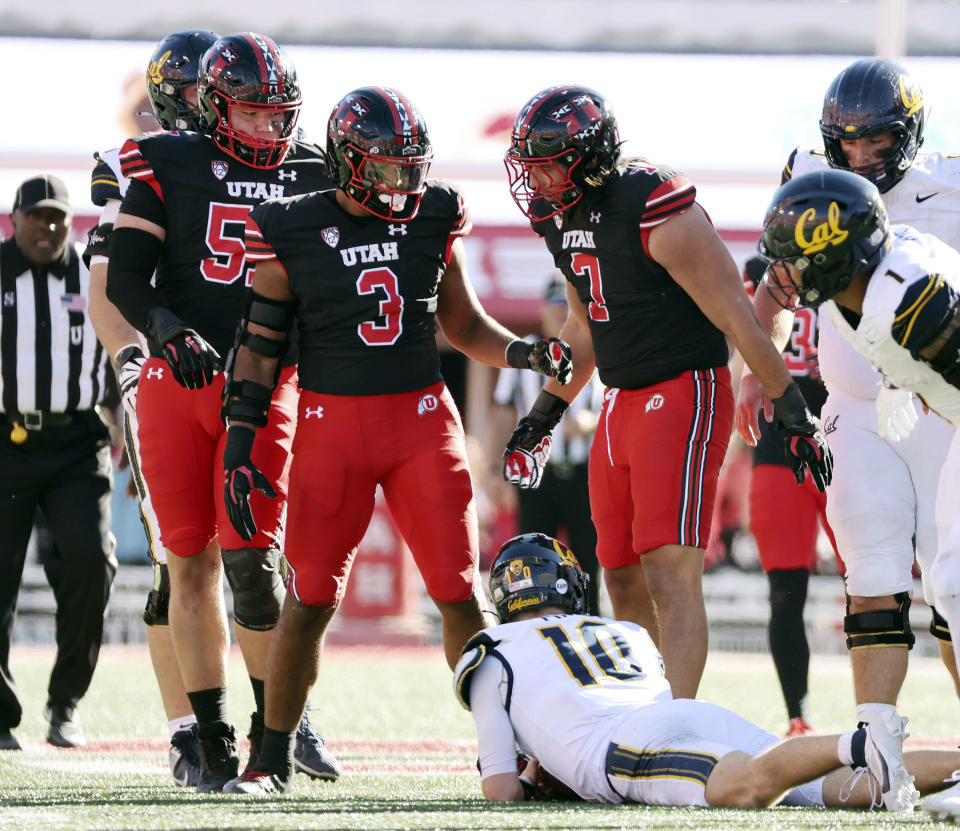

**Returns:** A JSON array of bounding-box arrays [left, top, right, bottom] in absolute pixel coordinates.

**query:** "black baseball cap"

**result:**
[[12, 175, 72, 217]]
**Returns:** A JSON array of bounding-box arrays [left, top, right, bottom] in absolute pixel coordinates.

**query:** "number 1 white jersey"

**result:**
[[454, 614, 671, 800], [788, 148, 960, 400], [822, 224, 960, 426]]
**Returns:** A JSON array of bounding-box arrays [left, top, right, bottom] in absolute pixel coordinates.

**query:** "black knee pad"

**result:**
[[143, 562, 170, 626], [222, 546, 284, 631], [844, 591, 915, 651], [930, 605, 952, 642]]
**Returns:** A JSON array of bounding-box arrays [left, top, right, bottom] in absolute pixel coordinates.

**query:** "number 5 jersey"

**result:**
[[116, 130, 332, 359]]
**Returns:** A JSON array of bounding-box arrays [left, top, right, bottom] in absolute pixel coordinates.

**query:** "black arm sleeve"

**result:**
[[105, 226, 166, 334]]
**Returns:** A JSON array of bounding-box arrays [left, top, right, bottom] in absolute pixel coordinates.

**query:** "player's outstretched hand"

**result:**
[[506, 338, 573, 384], [735, 371, 774, 447], [503, 418, 554, 489], [162, 330, 221, 390], [772, 382, 833, 492], [223, 427, 276, 540]]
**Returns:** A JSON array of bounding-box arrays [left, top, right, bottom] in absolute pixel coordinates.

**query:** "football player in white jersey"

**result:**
[[758, 167, 960, 820], [456, 534, 960, 813], [85, 29, 219, 786], [736, 59, 959, 748]]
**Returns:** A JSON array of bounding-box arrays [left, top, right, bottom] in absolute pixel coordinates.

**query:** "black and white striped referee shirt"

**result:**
[[0, 237, 108, 414]]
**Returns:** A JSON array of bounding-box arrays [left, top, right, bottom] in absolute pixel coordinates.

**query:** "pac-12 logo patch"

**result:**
[[211, 160, 229, 180], [322, 227, 340, 248]]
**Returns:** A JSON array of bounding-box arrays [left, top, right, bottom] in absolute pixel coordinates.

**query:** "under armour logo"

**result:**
[[645, 393, 664, 413], [387, 224, 408, 236], [277, 169, 297, 181], [417, 394, 438, 416], [304, 405, 324, 419], [590, 212, 601, 224], [823, 414, 839, 435], [147, 367, 164, 380], [3, 291, 13, 307]]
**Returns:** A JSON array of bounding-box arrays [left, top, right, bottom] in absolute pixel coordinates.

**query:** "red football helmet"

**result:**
[[505, 85, 619, 221], [326, 86, 433, 221], [197, 32, 301, 169]]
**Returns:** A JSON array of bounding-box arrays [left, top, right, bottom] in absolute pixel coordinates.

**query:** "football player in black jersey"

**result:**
[[217, 86, 572, 795], [500, 85, 832, 701], [86, 28, 218, 788], [104, 32, 338, 792]]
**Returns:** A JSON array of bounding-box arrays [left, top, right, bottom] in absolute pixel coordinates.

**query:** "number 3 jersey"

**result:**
[[530, 161, 729, 389], [245, 182, 471, 395], [454, 614, 671, 797], [117, 131, 332, 359]]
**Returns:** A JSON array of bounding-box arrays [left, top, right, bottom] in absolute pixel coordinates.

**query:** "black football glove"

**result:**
[[506, 338, 573, 385], [772, 382, 833, 492], [503, 391, 569, 489], [146, 306, 222, 390], [114, 344, 146, 420], [223, 427, 276, 540]]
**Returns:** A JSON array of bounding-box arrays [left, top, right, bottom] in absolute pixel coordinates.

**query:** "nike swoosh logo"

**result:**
[[916, 192, 939, 203]]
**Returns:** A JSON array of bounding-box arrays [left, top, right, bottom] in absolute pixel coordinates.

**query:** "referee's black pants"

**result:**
[[0, 412, 117, 730], [516, 462, 601, 615]]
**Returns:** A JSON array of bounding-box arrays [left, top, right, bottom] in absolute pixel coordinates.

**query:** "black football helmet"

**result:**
[[197, 32, 301, 169], [505, 85, 619, 221], [145, 29, 219, 131], [820, 58, 925, 193], [489, 533, 589, 623], [759, 169, 890, 309], [326, 86, 434, 221]]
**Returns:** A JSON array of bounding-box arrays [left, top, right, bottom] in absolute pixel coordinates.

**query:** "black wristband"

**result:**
[[529, 390, 569, 431], [770, 381, 810, 431], [145, 307, 188, 348], [223, 425, 256, 467], [506, 339, 533, 370]]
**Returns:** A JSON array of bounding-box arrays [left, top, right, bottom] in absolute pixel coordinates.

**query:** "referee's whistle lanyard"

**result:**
[[603, 387, 619, 466]]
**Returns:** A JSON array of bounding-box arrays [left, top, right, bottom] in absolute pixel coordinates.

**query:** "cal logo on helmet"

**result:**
[[794, 202, 849, 256]]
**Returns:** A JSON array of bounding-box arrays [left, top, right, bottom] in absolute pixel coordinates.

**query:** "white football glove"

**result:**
[[115, 344, 147, 420], [876, 384, 918, 442]]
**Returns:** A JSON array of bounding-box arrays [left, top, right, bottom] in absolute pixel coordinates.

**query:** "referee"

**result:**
[[0, 175, 117, 750]]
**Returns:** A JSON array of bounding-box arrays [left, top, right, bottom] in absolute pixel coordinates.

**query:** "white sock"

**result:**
[[837, 728, 867, 768], [856, 702, 896, 726], [169, 715, 198, 739]]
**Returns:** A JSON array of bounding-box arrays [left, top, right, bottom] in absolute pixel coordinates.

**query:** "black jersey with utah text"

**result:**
[[532, 161, 729, 389], [117, 131, 332, 358], [246, 181, 470, 395]]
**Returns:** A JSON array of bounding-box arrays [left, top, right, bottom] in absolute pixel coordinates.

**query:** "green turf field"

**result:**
[[0, 643, 956, 829]]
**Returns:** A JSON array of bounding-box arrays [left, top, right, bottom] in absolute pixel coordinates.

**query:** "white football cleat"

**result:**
[[923, 777, 960, 822], [863, 712, 920, 812]]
